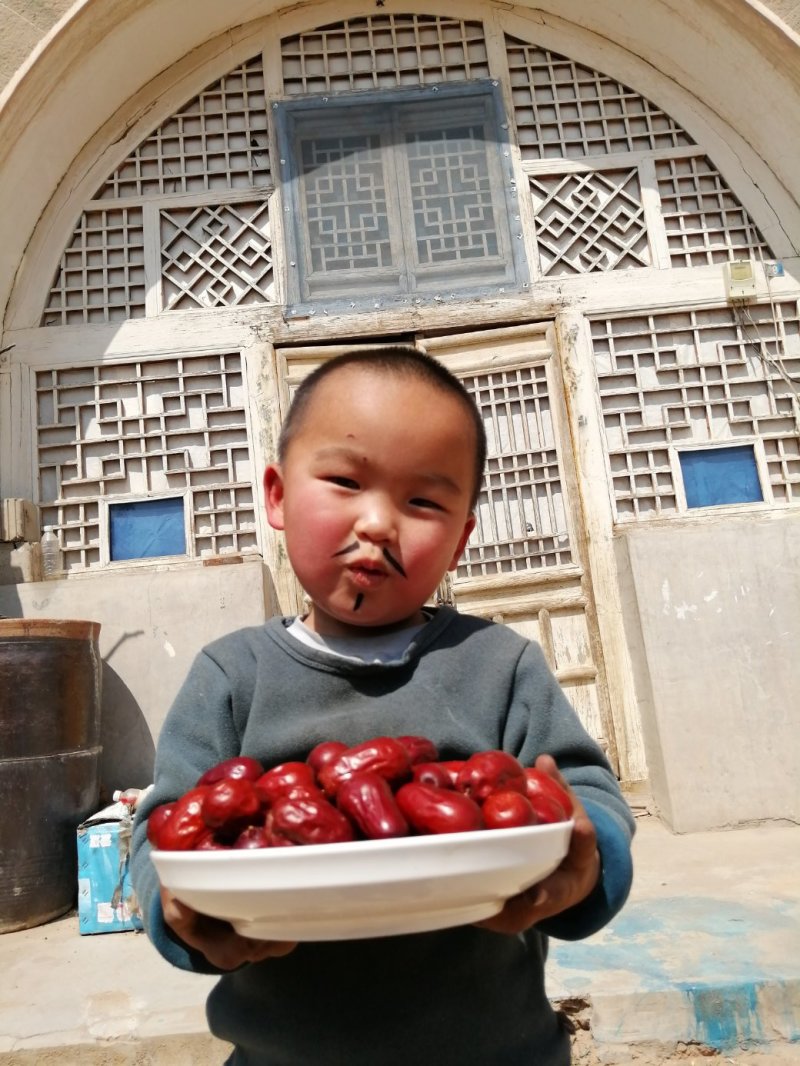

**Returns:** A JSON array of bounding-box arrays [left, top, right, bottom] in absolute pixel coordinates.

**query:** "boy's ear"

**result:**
[[447, 513, 477, 571], [264, 464, 286, 530]]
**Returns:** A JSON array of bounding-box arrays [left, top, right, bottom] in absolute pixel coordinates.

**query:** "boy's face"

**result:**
[[265, 367, 477, 637]]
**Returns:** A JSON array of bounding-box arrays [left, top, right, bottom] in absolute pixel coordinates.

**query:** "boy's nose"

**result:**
[[353, 497, 396, 542]]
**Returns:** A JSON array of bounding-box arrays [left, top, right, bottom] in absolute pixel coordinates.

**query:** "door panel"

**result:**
[[422, 326, 617, 770]]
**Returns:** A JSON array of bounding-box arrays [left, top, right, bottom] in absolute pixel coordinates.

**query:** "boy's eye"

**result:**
[[326, 476, 359, 490], [410, 497, 444, 511]]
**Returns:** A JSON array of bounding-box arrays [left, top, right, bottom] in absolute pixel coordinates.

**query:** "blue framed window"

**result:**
[[679, 445, 763, 509], [109, 497, 186, 561]]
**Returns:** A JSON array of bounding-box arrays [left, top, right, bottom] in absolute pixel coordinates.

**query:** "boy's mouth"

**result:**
[[347, 562, 388, 589]]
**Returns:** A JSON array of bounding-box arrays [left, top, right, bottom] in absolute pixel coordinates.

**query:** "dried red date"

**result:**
[[194, 829, 230, 850], [524, 767, 573, 820], [307, 740, 348, 776], [319, 736, 412, 797], [482, 790, 538, 830], [395, 782, 484, 835], [266, 793, 355, 846], [146, 802, 175, 847], [397, 735, 439, 765], [456, 750, 526, 804], [202, 777, 262, 831], [233, 825, 271, 849], [152, 787, 209, 851], [197, 756, 264, 787], [336, 772, 409, 840], [436, 760, 465, 787], [255, 762, 318, 807], [411, 762, 454, 789]]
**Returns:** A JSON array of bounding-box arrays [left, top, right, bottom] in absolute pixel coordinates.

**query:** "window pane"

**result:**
[[300, 132, 394, 274], [679, 446, 762, 508], [406, 122, 499, 265], [109, 497, 186, 560]]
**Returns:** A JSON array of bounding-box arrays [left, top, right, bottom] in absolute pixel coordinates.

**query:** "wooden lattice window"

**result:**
[[160, 200, 274, 310], [591, 301, 800, 519], [505, 35, 773, 278], [457, 363, 573, 578], [655, 156, 770, 267], [95, 58, 271, 198], [43, 207, 146, 326], [281, 14, 489, 94], [276, 82, 526, 311], [36, 353, 259, 569], [42, 57, 275, 326]]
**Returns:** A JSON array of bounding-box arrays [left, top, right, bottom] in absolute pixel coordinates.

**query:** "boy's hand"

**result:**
[[475, 754, 601, 936], [160, 886, 298, 970]]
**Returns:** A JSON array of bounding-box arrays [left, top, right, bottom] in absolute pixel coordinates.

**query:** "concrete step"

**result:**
[[549, 817, 800, 1059]]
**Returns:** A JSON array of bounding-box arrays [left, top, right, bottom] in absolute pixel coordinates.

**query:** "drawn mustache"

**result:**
[[332, 541, 359, 557], [382, 548, 406, 578], [331, 542, 407, 579]]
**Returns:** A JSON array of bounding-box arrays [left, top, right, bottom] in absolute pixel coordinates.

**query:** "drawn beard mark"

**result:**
[[353, 593, 364, 611], [332, 541, 359, 558], [383, 547, 407, 579]]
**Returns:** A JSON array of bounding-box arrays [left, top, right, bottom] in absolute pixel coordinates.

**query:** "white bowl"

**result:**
[[151, 821, 573, 941]]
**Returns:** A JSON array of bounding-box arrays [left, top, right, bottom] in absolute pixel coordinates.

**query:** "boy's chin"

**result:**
[[305, 602, 427, 637]]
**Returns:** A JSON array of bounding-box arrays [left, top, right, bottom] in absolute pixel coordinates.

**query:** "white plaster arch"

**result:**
[[1, 0, 799, 335]]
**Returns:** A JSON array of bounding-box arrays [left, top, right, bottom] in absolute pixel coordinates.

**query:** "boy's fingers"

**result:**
[[160, 887, 297, 968]]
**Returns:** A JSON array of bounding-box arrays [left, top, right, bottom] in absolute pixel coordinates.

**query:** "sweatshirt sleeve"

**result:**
[[130, 648, 245, 974], [502, 639, 636, 941]]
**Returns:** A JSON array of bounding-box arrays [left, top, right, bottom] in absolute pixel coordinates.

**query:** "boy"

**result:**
[[131, 346, 634, 1065]]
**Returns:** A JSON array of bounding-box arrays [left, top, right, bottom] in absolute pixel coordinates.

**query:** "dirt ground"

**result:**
[[570, 1026, 800, 1065], [1, 1032, 799, 1065]]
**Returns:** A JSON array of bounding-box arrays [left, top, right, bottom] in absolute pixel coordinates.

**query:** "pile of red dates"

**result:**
[[147, 736, 573, 851]]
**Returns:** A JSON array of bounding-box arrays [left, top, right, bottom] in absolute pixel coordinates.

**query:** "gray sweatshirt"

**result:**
[[131, 607, 635, 1066]]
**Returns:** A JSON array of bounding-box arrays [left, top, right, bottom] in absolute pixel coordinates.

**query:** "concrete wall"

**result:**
[[1, 0, 798, 92], [617, 512, 800, 832], [0, 557, 273, 797], [0, 0, 72, 87]]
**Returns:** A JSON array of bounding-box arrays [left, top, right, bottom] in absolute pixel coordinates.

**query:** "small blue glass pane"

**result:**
[[679, 446, 762, 509], [109, 498, 186, 561]]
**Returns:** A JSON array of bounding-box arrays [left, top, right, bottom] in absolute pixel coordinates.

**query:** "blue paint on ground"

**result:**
[[550, 895, 800, 1051], [683, 982, 762, 1050]]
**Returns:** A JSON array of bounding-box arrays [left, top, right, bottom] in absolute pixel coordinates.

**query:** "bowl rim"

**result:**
[[151, 819, 574, 865]]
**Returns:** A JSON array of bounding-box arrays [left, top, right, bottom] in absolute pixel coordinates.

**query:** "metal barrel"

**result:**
[[0, 619, 102, 933]]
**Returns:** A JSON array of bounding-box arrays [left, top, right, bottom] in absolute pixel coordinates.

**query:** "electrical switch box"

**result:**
[[724, 258, 757, 300]]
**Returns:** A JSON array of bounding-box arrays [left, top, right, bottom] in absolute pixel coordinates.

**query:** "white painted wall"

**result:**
[[0, 558, 273, 795], [618, 512, 800, 831]]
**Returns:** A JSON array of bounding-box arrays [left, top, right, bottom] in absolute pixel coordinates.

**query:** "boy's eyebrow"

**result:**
[[413, 471, 463, 496], [312, 445, 465, 494]]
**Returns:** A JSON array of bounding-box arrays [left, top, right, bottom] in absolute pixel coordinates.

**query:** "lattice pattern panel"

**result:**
[[282, 15, 489, 94], [407, 123, 499, 264], [656, 156, 770, 267], [458, 364, 573, 578], [161, 200, 275, 309], [591, 302, 800, 518], [96, 58, 271, 199], [302, 131, 393, 274], [43, 208, 146, 325], [530, 169, 650, 274], [36, 353, 258, 569], [505, 37, 694, 161]]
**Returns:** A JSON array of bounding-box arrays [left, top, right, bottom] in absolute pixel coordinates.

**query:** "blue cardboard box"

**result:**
[[77, 800, 144, 934]]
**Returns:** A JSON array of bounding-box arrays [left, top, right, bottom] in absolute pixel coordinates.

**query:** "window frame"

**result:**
[[670, 437, 773, 514], [99, 493, 192, 567], [274, 80, 529, 314]]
